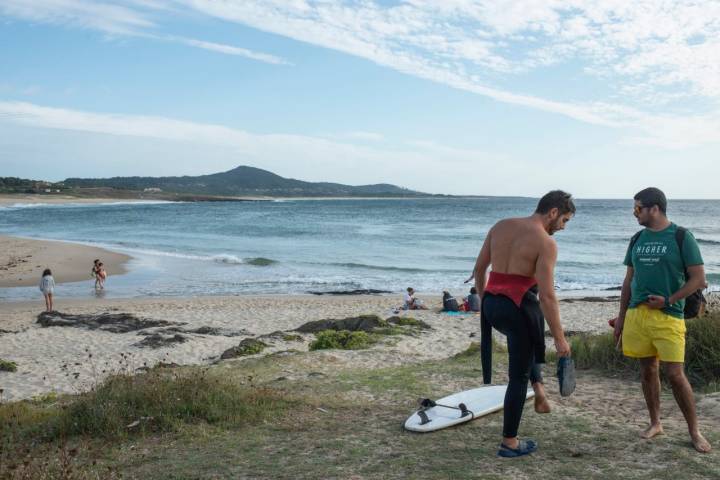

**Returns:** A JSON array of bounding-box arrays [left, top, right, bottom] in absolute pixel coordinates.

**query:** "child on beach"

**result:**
[[95, 262, 107, 290], [39, 268, 55, 312], [403, 287, 428, 310], [91, 259, 100, 289]]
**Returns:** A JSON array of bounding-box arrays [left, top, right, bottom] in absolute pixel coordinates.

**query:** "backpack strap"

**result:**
[[675, 226, 688, 274], [629, 230, 643, 250], [675, 225, 687, 254]]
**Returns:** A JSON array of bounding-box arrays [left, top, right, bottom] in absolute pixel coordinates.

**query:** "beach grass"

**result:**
[[2, 331, 719, 479], [0, 367, 298, 446], [0, 342, 720, 480], [453, 339, 507, 359], [685, 313, 720, 390], [224, 338, 268, 357], [308, 319, 431, 350], [554, 311, 720, 392], [309, 329, 377, 350], [0, 359, 17, 373]]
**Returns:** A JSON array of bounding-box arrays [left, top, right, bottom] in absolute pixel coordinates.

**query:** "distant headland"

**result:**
[[0, 165, 446, 201]]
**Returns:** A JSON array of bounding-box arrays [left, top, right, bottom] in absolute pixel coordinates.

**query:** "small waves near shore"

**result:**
[[1, 197, 719, 299]]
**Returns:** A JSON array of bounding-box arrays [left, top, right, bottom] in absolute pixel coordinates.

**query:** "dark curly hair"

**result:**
[[634, 187, 667, 214], [535, 190, 576, 216]]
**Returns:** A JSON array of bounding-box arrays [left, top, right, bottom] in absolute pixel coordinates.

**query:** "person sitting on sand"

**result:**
[[442, 291, 460, 312], [466, 287, 481, 312], [404, 287, 427, 310], [39, 268, 55, 312]]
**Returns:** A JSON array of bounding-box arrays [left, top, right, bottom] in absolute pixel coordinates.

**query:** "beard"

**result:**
[[548, 218, 564, 235]]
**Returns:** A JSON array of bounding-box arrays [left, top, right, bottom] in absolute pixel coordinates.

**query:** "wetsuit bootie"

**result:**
[[498, 439, 537, 458], [557, 356, 576, 397]]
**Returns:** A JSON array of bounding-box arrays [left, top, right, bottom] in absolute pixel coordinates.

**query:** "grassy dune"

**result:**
[[2, 316, 720, 479], [556, 312, 720, 392]]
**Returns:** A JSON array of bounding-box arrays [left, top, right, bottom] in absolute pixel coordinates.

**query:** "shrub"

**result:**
[[0, 369, 295, 442], [685, 314, 720, 388], [220, 338, 268, 359], [563, 312, 720, 390], [309, 330, 375, 351], [0, 359, 17, 372], [386, 316, 431, 329], [282, 334, 303, 342], [453, 339, 507, 359], [372, 326, 409, 336], [454, 342, 481, 358], [568, 333, 635, 373]]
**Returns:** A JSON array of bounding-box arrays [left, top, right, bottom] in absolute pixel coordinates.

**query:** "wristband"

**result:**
[[664, 297, 671, 308]]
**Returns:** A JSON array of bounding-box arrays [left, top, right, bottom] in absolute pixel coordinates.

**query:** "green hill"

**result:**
[[62, 165, 426, 197]]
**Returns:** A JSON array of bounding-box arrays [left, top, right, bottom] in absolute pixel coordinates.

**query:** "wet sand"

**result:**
[[0, 235, 130, 287]]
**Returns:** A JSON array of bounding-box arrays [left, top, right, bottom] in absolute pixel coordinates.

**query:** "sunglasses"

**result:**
[[633, 204, 652, 214]]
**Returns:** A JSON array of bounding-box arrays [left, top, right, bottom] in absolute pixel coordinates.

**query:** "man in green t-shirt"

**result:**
[[612, 187, 710, 453]]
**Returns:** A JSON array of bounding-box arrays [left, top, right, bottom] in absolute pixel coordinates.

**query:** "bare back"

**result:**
[[472, 202, 572, 362], [488, 217, 551, 277]]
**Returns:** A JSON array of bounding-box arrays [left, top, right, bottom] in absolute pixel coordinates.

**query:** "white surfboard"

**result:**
[[404, 385, 534, 433]]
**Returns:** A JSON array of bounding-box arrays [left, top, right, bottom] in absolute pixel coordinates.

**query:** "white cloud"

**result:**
[[2, 101, 718, 197], [0, 0, 291, 66], [172, 0, 720, 147], [170, 37, 291, 65], [0, 0, 154, 35], [341, 131, 385, 142], [4, 1, 720, 148], [0, 101, 503, 192]]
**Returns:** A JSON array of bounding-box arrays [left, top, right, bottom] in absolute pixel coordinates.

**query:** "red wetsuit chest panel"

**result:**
[[484, 271, 538, 307]]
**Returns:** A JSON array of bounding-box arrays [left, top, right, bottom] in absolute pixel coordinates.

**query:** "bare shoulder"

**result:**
[[538, 234, 558, 255], [492, 217, 522, 232]]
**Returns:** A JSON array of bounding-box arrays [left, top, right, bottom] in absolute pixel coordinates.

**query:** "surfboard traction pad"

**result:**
[[416, 399, 472, 425], [404, 386, 534, 433]]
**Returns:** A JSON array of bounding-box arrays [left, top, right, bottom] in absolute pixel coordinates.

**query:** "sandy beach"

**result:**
[[0, 194, 156, 206], [2, 229, 719, 479], [0, 235, 130, 287], [0, 294, 618, 403], [0, 193, 272, 206], [0, 234, 614, 402]]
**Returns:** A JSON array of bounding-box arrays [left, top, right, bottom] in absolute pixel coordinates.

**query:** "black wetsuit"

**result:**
[[481, 286, 545, 438]]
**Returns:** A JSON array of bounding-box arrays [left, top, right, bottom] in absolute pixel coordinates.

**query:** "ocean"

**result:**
[[1, 197, 719, 300]]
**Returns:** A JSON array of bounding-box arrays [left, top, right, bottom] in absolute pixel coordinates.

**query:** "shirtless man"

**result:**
[[473, 190, 574, 457]]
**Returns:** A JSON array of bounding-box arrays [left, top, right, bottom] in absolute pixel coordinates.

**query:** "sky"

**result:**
[[1, 1, 719, 198]]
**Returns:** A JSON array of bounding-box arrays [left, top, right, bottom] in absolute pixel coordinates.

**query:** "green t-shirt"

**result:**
[[623, 223, 703, 318]]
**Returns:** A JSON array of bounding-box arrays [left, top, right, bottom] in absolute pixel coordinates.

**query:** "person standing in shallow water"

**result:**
[[39, 268, 55, 312], [472, 190, 574, 458], [611, 187, 711, 453]]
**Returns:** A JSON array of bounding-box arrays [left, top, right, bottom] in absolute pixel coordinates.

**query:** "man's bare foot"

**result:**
[[691, 432, 712, 453], [640, 423, 664, 439], [531, 383, 550, 413], [534, 395, 551, 414]]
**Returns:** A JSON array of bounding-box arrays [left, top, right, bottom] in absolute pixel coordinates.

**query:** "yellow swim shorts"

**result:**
[[622, 305, 686, 363]]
